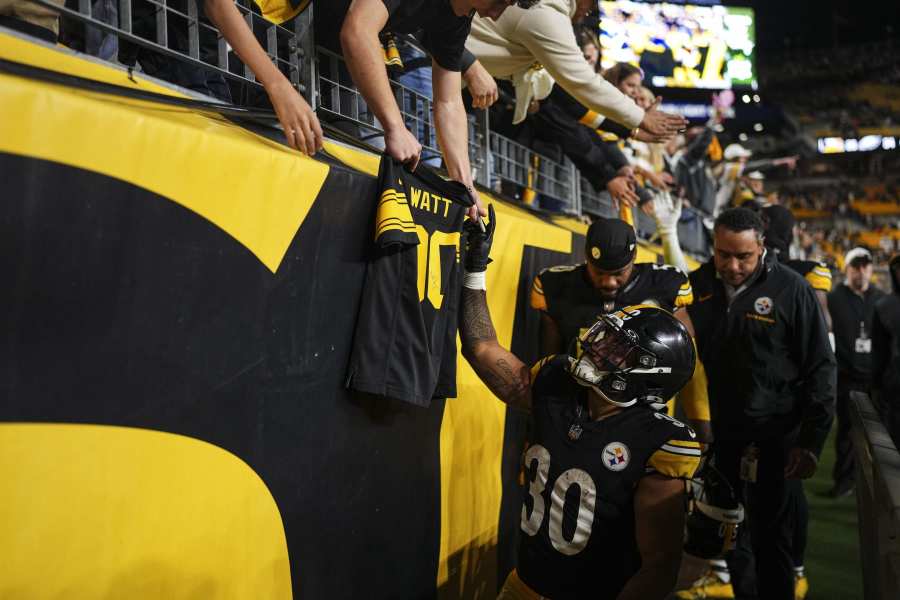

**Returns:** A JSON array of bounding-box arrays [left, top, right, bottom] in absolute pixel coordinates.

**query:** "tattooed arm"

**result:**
[[459, 288, 532, 412]]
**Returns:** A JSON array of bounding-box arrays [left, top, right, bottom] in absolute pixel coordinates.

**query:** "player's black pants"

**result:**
[[832, 378, 865, 492], [789, 479, 808, 568], [714, 439, 796, 600]]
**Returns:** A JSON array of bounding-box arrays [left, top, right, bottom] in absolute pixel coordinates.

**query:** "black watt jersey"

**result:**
[[346, 158, 472, 406], [531, 262, 693, 346], [518, 355, 701, 600]]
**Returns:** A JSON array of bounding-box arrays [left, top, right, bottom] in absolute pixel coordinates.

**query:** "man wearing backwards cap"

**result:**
[[827, 247, 883, 498], [530, 217, 711, 441]]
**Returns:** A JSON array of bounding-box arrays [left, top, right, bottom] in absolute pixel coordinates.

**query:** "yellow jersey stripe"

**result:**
[[646, 449, 700, 479], [660, 443, 702, 457], [530, 356, 554, 382], [579, 109, 604, 129], [805, 272, 832, 292], [666, 439, 701, 449], [530, 288, 548, 311], [675, 290, 694, 307]]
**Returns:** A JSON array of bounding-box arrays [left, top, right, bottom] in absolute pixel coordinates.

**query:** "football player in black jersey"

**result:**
[[530, 217, 711, 443], [459, 207, 702, 600]]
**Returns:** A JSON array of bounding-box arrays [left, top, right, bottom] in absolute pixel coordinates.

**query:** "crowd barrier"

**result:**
[[850, 391, 900, 600], [18, 0, 712, 256]]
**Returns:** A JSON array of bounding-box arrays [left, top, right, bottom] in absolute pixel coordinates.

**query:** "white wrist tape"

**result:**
[[463, 271, 486, 290]]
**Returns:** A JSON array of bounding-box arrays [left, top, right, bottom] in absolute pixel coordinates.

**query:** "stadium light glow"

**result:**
[[817, 135, 899, 153], [739, 133, 749, 141], [753, 123, 764, 132], [742, 94, 751, 103]]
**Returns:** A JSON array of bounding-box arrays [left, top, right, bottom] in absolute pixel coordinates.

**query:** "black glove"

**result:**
[[463, 204, 495, 273]]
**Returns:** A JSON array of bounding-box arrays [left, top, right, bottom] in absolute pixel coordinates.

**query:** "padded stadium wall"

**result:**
[[0, 31, 671, 599]]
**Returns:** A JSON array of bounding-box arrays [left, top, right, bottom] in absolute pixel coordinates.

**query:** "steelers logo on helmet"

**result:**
[[602, 442, 630, 471], [591, 246, 602, 260], [568, 305, 696, 408]]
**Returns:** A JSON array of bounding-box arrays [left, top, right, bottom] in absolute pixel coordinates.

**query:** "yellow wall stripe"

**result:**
[[0, 34, 329, 273], [438, 200, 571, 589], [0, 423, 292, 599]]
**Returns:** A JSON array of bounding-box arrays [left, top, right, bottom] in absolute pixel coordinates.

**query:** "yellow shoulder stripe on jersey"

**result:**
[[375, 188, 415, 239], [530, 276, 547, 311], [598, 131, 620, 142], [675, 281, 694, 307], [530, 355, 555, 383], [666, 439, 702, 450], [612, 303, 675, 319], [578, 109, 604, 129], [806, 269, 832, 292], [647, 448, 701, 479], [805, 272, 832, 292]]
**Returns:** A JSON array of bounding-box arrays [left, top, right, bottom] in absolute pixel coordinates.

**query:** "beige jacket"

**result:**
[[466, 0, 644, 128], [0, 0, 64, 35]]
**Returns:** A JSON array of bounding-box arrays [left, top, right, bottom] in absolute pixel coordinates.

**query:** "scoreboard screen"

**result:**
[[599, 1, 757, 90]]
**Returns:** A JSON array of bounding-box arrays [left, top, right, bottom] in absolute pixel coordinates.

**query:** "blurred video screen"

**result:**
[[599, 1, 756, 89]]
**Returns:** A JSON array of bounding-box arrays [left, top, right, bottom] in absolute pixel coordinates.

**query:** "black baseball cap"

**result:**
[[585, 218, 637, 271]]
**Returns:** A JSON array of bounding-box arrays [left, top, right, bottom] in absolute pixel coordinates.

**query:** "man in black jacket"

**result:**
[[872, 254, 900, 447], [827, 247, 883, 497], [686, 208, 836, 600]]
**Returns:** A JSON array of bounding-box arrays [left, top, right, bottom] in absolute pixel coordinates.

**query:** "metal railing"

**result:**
[[12, 0, 711, 250], [850, 391, 900, 600], [31, 0, 310, 97]]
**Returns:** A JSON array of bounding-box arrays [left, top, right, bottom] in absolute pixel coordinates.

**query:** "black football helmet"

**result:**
[[684, 462, 745, 559], [568, 304, 696, 408]]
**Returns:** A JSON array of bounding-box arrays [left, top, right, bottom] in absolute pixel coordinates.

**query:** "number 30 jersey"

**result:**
[[516, 355, 701, 600], [346, 158, 472, 406]]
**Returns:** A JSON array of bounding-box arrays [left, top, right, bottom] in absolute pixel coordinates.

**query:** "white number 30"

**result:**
[[521, 445, 597, 556]]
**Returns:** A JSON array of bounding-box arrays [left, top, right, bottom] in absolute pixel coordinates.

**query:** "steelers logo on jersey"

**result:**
[[602, 442, 631, 471], [754, 296, 774, 315]]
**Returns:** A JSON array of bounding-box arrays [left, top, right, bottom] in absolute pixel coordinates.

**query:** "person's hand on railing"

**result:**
[[203, 0, 322, 155], [638, 96, 688, 140], [384, 124, 422, 170], [463, 61, 499, 110], [265, 78, 324, 156], [607, 175, 640, 209]]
